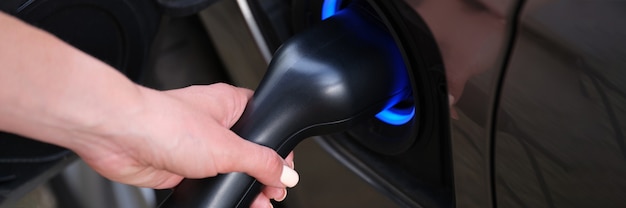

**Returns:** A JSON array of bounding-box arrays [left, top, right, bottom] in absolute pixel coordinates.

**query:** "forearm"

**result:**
[[0, 12, 145, 150]]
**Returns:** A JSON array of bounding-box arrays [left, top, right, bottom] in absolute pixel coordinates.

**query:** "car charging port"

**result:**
[[316, 0, 422, 155]]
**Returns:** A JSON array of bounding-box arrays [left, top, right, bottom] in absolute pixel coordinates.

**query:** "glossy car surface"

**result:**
[[493, 1, 626, 207]]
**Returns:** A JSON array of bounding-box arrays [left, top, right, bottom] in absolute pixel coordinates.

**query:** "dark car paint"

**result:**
[[494, 1, 626, 207], [415, 0, 626, 207]]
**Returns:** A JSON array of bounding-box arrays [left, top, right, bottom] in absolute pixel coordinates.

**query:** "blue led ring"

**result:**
[[375, 104, 415, 126]]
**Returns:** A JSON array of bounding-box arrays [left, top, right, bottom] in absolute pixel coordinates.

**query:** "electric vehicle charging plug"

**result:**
[[159, 3, 411, 207]]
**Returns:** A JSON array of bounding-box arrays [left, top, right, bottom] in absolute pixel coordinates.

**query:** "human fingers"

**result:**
[[251, 193, 273, 208], [204, 83, 253, 127], [262, 186, 287, 202], [285, 152, 295, 169], [212, 130, 299, 189], [164, 83, 253, 127]]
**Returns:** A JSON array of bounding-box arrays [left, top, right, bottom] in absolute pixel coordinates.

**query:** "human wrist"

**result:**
[[55, 86, 144, 155]]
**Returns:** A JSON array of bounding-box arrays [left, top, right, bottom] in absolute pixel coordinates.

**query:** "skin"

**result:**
[[0, 12, 293, 208]]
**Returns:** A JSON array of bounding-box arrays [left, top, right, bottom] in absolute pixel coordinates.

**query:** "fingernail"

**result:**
[[280, 165, 299, 188], [275, 189, 287, 202], [269, 202, 274, 208]]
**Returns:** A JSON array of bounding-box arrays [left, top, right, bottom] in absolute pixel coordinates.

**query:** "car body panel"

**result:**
[[494, 0, 626, 207], [409, 0, 522, 206]]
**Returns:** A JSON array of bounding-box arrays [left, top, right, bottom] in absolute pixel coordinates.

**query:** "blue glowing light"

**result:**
[[375, 105, 415, 126], [321, 0, 340, 20]]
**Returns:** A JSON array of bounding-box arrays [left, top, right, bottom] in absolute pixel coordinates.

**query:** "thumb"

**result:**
[[214, 130, 299, 188]]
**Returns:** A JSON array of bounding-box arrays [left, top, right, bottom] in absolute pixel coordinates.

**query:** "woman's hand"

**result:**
[[0, 12, 296, 207], [73, 84, 299, 207]]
